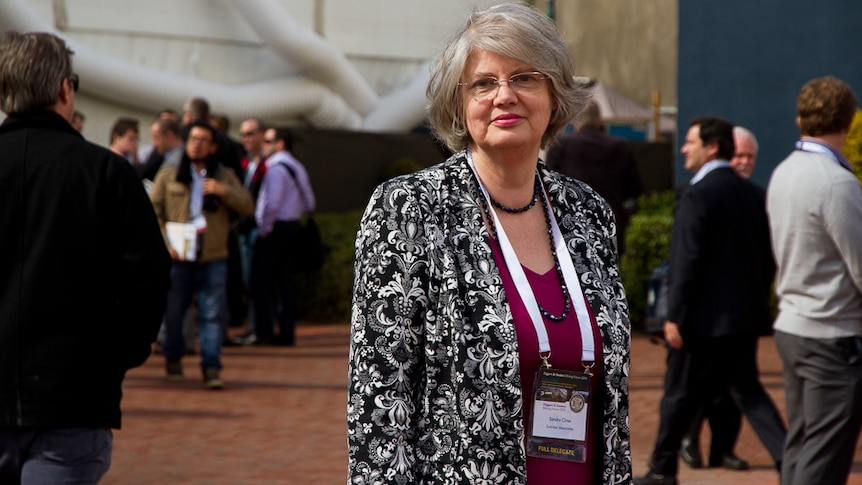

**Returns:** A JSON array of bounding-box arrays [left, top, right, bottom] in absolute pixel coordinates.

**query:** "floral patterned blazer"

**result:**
[[348, 152, 632, 484]]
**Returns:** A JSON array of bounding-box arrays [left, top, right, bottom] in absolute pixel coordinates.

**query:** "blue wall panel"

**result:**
[[677, 1, 862, 187]]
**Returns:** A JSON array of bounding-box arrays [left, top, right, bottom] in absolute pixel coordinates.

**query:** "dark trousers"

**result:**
[[226, 228, 247, 328], [649, 336, 786, 476], [776, 331, 862, 485], [685, 387, 742, 459], [250, 221, 299, 344]]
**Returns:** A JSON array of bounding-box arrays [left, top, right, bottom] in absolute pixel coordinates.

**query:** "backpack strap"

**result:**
[[275, 162, 311, 214]]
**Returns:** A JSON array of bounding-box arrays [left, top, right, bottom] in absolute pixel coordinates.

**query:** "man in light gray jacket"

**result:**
[[766, 76, 862, 485]]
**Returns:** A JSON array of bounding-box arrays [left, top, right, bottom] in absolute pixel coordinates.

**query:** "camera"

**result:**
[[202, 166, 221, 212], [203, 193, 221, 212]]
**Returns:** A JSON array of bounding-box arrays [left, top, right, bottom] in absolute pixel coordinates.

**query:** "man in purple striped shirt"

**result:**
[[250, 127, 316, 346]]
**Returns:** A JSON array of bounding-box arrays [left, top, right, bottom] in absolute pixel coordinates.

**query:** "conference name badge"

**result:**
[[526, 367, 591, 463]]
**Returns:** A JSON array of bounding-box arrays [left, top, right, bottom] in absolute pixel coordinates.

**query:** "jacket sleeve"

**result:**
[[149, 168, 167, 227], [824, 177, 862, 295], [347, 178, 429, 484], [220, 168, 255, 216], [666, 189, 706, 327], [110, 159, 172, 369]]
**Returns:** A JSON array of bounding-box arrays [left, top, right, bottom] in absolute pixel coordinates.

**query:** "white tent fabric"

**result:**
[[582, 78, 676, 134]]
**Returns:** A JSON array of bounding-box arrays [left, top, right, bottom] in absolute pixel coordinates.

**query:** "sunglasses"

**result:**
[[68, 73, 79, 92]]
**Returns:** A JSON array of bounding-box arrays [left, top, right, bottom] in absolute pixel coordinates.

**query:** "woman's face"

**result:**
[[462, 49, 555, 155]]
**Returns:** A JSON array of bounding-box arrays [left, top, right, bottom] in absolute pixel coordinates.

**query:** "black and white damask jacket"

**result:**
[[348, 152, 632, 485]]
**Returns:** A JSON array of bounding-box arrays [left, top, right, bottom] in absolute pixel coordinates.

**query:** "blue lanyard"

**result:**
[[796, 140, 853, 172]]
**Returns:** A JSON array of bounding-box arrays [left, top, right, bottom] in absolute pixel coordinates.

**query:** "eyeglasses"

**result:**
[[68, 73, 79, 92], [240, 130, 259, 138], [262, 139, 277, 144], [188, 136, 213, 145], [458, 71, 549, 99]]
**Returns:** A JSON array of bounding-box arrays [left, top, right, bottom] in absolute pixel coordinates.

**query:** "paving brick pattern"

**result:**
[[102, 325, 862, 484]]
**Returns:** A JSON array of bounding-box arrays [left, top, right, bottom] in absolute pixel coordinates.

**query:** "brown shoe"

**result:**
[[165, 360, 184, 382], [203, 367, 224, 390]]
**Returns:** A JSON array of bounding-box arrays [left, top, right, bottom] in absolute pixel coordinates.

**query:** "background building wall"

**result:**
[[544, 0, 678, 111], [677, 0, 862, 188]]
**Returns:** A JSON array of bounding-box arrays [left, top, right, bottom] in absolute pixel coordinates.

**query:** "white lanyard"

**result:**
[[468, 153, 594, 364]]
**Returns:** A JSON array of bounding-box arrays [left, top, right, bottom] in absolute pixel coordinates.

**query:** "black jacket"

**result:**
[[667, 167, 775, 338], [546, 127, 644, 235], [0, 111, 171, 429]]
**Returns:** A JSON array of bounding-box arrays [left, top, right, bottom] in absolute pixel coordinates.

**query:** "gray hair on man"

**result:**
[[0, 31, 74, 115]]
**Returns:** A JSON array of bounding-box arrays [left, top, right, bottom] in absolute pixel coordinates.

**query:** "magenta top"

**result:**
[[491, 239, 604, 485]]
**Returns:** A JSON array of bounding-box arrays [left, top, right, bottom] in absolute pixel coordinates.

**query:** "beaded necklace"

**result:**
[[488, 176, 539, 213], [474, 169, 572, 322]]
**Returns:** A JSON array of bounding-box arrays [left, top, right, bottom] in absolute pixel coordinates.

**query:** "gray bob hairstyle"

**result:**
[[426, 3, 586, 153]]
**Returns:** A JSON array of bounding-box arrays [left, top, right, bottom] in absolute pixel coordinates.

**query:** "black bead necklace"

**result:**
[[488, 177, 539, 214], [474, 170, 572, 322]]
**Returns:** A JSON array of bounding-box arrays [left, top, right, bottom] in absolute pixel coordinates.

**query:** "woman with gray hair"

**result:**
[[347, 4, 631, 484]]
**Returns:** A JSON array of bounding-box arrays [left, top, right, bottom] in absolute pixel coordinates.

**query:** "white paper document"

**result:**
[[165, 222, 197, 261]]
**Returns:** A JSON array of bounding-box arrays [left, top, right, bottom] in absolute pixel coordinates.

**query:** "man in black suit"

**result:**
[[546, 100, 643, 254], [634, 117, 786, 485], [679, 125, 762, 471]]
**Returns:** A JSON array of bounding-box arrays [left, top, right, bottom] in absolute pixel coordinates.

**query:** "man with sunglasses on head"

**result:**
[[0, 31, 171, 483], [250, 127, 315, 347], [228, 118, 270, 345]]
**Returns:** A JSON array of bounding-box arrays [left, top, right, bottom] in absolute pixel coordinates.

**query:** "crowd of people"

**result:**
[[131, 100, 317, 389], [2, 2, 861, 484], [72, 89, 318, 388]]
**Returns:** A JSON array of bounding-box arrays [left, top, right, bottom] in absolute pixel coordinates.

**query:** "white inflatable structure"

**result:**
[[0, 0, 495, 133]]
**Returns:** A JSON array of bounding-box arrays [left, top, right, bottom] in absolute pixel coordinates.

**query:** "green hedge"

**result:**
[[296, 210, 363, 323], [620, 190, 674, 329]]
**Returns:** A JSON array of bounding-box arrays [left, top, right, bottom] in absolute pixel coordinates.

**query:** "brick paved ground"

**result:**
[[102, 324, 862, 484]]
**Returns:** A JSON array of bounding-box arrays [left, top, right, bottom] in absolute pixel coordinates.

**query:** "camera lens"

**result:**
[[203, 194, 221, 211]]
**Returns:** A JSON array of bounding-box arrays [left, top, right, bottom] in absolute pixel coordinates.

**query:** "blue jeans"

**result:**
[[238, 229, 258, 332], [238, 229, 258, 287], [163, 260, 227, 370], [0, 428, 112, 484]]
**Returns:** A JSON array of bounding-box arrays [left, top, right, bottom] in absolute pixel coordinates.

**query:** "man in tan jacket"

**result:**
[[150, 120, 254, 389]]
